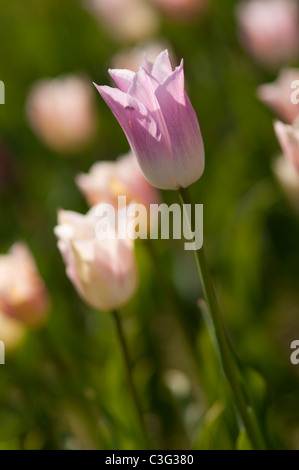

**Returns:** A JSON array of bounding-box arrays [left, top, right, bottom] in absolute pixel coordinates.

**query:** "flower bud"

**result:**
[[84, 0, 159, 42], [76, 151, 160, 209], [0, 243, 49, 327], [26, 75, 97, 153], [236, 0, 299, 67], [257, 68, 299, 124], [95, 50, 205, 190], [55, 207, 138, 311]]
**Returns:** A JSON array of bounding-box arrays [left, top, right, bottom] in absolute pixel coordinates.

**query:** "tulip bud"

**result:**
[[55, 207, 138, 311], [84, 0, 159, 43], [26, 75, 97, 153], [236, 0, 299, 67], [0, 243, 49, 327], [94, 50, 205, 190], [257, 69, 299, 124], [76, 151, 160, 209]]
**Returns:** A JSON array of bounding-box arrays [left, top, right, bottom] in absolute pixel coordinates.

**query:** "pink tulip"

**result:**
[[84, 0, 159, 43], [0, 243, 49, 327], [94, 50, 205, 190], [274, 119, 299, 173], [76, 151, 160, 209], [55, 207, 138, 311], [236, 0, 299, 67], [258, 69, 299, 124], [26, 75, 97, 153]]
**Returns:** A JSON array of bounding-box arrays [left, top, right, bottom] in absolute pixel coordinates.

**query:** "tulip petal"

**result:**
[[141, 56, 154, 74], [155, 61, 205, 188], [151, 50, 173, 83], [128, 68, 159, 111], [95, 83, 176, 189], [128, 68, 171, 143], [108, 69, 135, 93]]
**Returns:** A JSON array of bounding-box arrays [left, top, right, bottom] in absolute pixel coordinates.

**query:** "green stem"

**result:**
[[112, 309, 149, 448], [178, 187, 266, 450]]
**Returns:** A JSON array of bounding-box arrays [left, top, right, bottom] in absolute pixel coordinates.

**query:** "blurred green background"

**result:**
[[0, 0, 299, 450]]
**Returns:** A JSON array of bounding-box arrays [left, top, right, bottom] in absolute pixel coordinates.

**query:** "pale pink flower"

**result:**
[[84, 0, 159, 42], [26, 75, 97, 153], [94, 50, 205, 190], [274, 119, 299, 172], [0, 243, 49, 327], [236, 0, 299, 67], [257, 69, 299, 123], [76, 152, 160, 208], [55, 207, 138, 311]]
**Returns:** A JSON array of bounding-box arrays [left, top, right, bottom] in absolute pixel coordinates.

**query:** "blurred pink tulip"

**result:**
[[257, 69, 299, 124], [26, 75, 97, 153], [0, 243, 49, 327], [151, 0, 208, 20], [236, 0, 299, 67], [274, 119, 299, 172], [94, 50, 205, 190], [55, 207, 138, 311], [76, 152, 160, 209], [84, 0, 159, 42]]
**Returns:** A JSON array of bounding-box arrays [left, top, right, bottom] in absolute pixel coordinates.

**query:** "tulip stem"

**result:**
[[178, 187, 267, 450], [112, 309, 149, 448]]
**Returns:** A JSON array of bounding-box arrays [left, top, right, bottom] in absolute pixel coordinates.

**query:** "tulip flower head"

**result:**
[[236, 0, 299, 67], [94, 50, 205, 190], [257, 69, 299, 124], [0, 243, 49, 327], [55, 207, 138, 311], [26, 75, 97, 153], [76, 151, 160, 209], [84, 0, 159, 43]]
